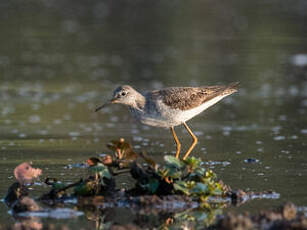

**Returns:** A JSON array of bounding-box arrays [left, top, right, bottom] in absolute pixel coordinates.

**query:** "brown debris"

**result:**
[[107, 138, 138, 161], [282, 202, 297, 220]]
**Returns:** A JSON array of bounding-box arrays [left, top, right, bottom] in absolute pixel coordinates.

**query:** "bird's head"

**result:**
[[95, 85, 140, 111]]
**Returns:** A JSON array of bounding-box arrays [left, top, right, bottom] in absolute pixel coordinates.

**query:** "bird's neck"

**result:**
[[131, 92, 146, 111]]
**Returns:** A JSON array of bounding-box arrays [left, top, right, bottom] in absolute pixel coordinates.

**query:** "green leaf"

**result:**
[[159, 168, 169, 178], [141, 178, 159, 193], [184, 157, 201, 168], [164, 155, 184, 169], [89, 164, 111, 179], [166, 168, 182, 179], [98, 168, 112, 179], [191, 183, 209, 195], [205, 169, 216, 179], [74, 181, 95, 196], [191, 167, 206, 178], [148, 178, 159, 193], [174, 181, 190, 195]]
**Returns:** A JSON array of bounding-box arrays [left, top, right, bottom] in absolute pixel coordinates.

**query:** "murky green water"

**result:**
[[1, 0, 307, 228]]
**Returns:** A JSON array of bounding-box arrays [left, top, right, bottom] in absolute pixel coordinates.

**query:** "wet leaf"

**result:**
[[174, 181, 190, 195], [88, 164, 111, 179], [164, 155, 184, 169], [191, 183, 209, 195], [166, 167, 182, 179], [40, 139, 228, 207], [141, 178, 160, 194], [205, 169, 216, 179], [74, 181, 96, 196], [107, 138, 137, 160], [144, 178, 160, 194], [98, 169, 111, 179], [191, 167, 206, 178], [159, 168, 170, 178], [184, 157, 201, 169]]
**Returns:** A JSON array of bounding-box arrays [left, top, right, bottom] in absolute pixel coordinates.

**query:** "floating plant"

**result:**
[[3, 138, 284, 230]]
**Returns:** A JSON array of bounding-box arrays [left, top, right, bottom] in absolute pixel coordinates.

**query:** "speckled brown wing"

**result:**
[[151, 82, 239, 110]]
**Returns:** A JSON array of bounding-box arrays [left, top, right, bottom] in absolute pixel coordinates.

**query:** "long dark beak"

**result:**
[[95, 99, 116, 112], [95, 104, 107, 112]]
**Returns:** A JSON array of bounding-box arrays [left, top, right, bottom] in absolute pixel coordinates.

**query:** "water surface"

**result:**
[[0, 0, 307, 228]]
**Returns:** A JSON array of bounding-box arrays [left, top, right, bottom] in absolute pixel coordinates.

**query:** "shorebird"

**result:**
[[96, 82, 239, 160]]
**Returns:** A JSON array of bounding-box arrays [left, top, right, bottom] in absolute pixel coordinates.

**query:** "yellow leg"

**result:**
[[183, 122, 198, 160], [170, 127, 181, 158]]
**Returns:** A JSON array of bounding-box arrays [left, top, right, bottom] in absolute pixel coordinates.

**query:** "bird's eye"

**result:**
[[121, 91, 127, 96]]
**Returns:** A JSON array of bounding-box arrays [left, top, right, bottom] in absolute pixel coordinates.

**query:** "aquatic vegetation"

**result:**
[[74, 161, 115, 196], [4, 182, 29, 208], [3, 139, 284, 230], [131, 155, 225, 202], [41, 163, 116, 200], [165, 156, 224, 199], [5, 139, 228, 209], [106, 137, 137, 161], [5, 162, 42, 208], [92, 138, 139, 169]]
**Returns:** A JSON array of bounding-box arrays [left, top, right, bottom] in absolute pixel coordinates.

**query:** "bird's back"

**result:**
[[149, 82, 239, 111]]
